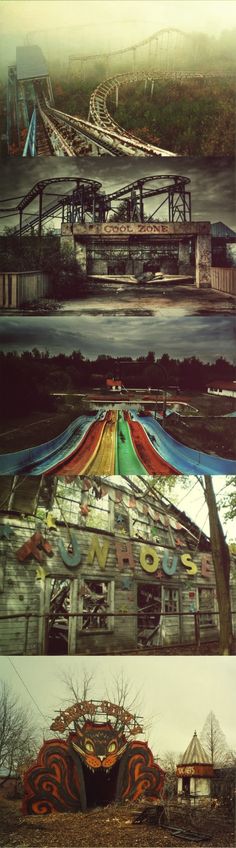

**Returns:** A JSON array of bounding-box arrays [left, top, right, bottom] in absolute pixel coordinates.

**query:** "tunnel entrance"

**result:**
[[83, 760, 120, 808]]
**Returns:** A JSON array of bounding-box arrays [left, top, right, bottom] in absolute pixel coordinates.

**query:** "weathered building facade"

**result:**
[[0, 476, 235, 655], [61, 221, 212, 287]]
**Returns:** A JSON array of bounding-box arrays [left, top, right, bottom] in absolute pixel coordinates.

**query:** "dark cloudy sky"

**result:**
[[0, 313, 235, 362], [0, 157, 235, 232]]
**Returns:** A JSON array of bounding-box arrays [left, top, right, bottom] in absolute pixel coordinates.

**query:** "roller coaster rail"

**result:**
[[22, 107, 36, 157], [0, 174, 191, 236], [32, 67, 233, 158], [8, 24, 236, 158], [88, 69, 202, 136], [42, 96, 175, 157], [68, 27, 190, 63]]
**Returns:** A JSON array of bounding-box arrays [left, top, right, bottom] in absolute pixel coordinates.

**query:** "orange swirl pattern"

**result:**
[[23, 735, 164, 814]]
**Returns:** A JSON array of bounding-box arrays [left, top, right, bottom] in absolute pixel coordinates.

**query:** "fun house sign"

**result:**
[[15, 530, 213, 580]]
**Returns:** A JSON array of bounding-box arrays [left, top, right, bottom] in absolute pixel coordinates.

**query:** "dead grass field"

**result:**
[[0, 797, 234, 848]]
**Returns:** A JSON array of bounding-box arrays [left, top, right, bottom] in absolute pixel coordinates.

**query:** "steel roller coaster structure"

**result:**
[[7, 27, 223, 158], [0, 174, 191, 236]]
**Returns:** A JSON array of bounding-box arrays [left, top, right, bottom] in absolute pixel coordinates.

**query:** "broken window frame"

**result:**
[[78, 578, 115, 633], [50, 481, 111, 532], [198, 587, 216, 627], [137, 581, 162, 645], [42, 574, 78, 655], [162, 586, 179, 614]]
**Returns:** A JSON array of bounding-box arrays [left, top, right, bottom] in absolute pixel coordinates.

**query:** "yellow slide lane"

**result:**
[[85, 411, 117, 474]]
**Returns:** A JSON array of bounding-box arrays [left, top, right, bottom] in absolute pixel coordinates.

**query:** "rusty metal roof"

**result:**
[[16, 46, 48, 81], [180, 731, 210, 765], [211, 221, 236, 238]]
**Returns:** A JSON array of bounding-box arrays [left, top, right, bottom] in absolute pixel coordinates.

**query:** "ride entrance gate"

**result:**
[[61, 221, 212, 287]]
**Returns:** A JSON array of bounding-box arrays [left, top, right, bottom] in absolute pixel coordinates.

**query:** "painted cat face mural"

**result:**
[[23, 701, 165, 815], [71, 722, 127, 771]]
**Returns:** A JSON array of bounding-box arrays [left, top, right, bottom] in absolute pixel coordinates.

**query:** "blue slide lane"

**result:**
[[130, 411, 236, 474], [0, 413, 103, 475]]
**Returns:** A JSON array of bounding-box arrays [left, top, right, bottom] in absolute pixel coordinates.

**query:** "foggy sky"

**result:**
[[0, 313, 235, 362], [0, 655, 235, 760], [1, 1, 236, 40], [0, 158, 235, 232]]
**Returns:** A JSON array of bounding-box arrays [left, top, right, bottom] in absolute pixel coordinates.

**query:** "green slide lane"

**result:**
[[115, 412, 147, 474]]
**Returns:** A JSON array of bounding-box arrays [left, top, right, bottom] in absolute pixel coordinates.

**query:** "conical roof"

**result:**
[[180, 731, 210, 765]]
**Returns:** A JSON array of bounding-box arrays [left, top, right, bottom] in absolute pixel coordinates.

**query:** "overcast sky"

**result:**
[[0, 655, 235, 762], [0, 313, 235, 362], [0, 158, 235, 232]]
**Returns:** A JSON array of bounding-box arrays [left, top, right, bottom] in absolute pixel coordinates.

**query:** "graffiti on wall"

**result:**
[[23, 701, 164, 815]]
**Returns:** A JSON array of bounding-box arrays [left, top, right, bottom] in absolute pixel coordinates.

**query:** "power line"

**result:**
[[173, 478, 200, 508], [8, 658, 47, 723]]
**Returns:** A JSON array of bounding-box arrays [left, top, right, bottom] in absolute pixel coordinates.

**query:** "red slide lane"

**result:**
[[48, 417, 107, 475], [125, 412, 180, 475]]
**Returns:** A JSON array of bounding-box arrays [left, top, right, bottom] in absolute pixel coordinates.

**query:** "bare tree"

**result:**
[[200, 711, 234, 766], [159, 750, 178, 799], [0, 682, 39, 788], [59, 665, 95, 706], [105, 669, 142, 713], [58, 667, 154, 740]]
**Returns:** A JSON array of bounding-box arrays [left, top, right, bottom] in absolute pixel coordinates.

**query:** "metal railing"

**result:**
[[22, 108, 36, 157], [0, 608, 234, 654]]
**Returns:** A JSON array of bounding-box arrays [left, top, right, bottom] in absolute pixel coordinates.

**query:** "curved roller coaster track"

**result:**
[[40, 86, 176, 157], [11, 27, 220, 158], [0, 174, 191, 235], [69, 27, 190, 64]]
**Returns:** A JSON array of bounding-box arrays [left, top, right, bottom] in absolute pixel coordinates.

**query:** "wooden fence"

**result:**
[[211, 267, 236, 295]]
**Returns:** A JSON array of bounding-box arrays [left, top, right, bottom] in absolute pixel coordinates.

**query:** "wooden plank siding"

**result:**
[[1, 515, 233, 654], [211, 267, 236, 296]]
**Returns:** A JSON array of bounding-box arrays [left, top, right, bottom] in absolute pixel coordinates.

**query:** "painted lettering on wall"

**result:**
[[103, 223, 170, 235], [58, 532, 81, 569], [140, 545, 161, 574], [87, 537, 109, 570], [162, 550, 179, 576], [177, 766, 195, 777], [16, 532, 53, 563], [181, 553, 198, 576], [14, 530, 213, 580], [201, 554, 213, 578], [115, 540, 136, 571]]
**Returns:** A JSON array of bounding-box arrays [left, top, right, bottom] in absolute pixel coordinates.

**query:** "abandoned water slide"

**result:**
[[0, 411, 235, 476]]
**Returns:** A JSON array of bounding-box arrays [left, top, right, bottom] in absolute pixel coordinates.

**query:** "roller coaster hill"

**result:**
[[6, 29, 235, 158]]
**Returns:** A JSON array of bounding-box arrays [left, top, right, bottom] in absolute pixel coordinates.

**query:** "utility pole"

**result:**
[[204, 476, 233, 655]]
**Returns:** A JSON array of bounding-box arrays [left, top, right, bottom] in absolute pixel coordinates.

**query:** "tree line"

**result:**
[[0, 350, 235, 418]]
